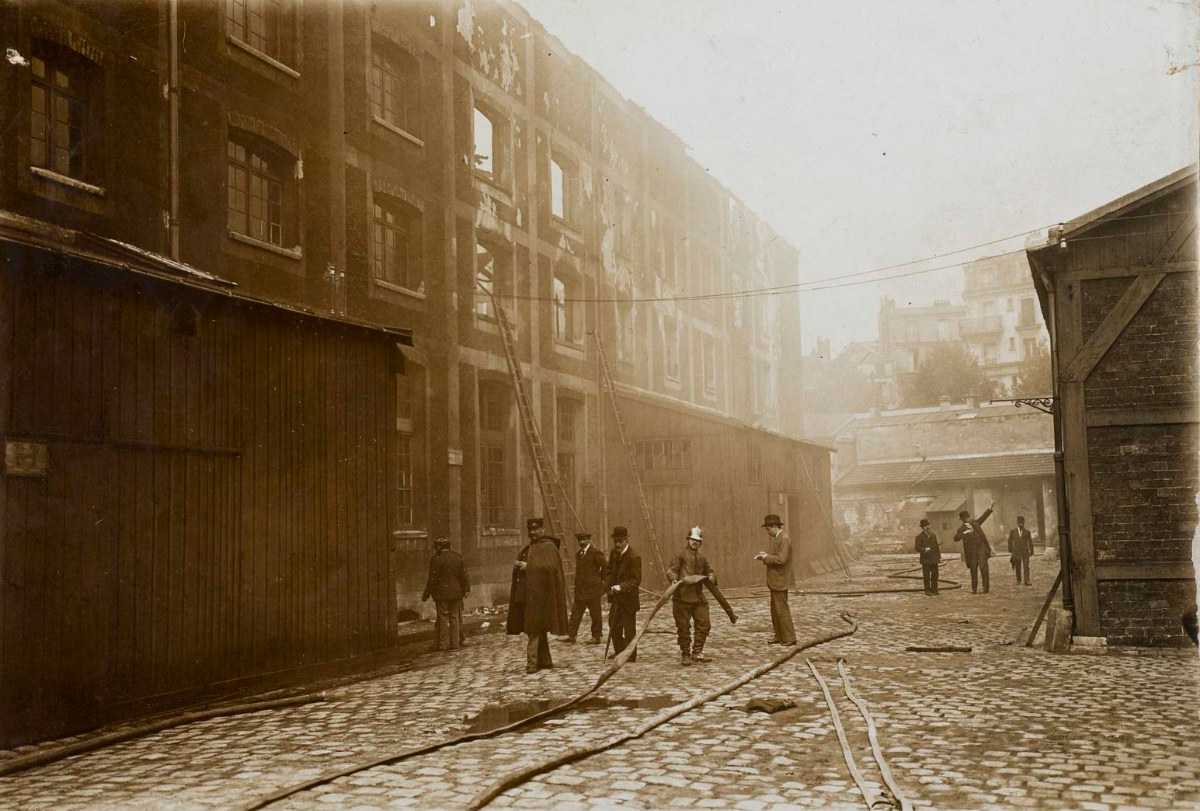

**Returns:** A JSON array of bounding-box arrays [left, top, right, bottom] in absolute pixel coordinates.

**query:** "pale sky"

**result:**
[[517, 0, 1199, 353]]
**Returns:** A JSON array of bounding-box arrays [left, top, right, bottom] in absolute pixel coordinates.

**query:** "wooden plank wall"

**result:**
[[0, 258, 397, 747], [606, 397, 835, 590]]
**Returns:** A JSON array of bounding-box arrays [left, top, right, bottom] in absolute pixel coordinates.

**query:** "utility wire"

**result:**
[[488, 221, 1179, 306]]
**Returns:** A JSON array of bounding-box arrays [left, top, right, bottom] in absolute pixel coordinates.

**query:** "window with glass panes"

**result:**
[[480, 388, 509, 526], [227, 0, 295, 64], [227, 136, 285, 246], [397, 434, 413, 526], [663, 317, 680, 380], [556, 399, 578, 505], [373, 197, 421, 291], [371, 45, 419, 136], [30, 46, 92, 180]]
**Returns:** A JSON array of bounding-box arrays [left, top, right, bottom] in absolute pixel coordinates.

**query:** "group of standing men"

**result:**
[[497, 513, 799, 672], [913, 503, 1035, 596]]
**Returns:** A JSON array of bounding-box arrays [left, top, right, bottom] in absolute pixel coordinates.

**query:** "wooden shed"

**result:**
[[0, 214, 411, 747], [1025, 165, 1198, 646], [603, 389, 838, 589]]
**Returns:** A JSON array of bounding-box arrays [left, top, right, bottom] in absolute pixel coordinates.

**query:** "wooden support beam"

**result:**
[[1154, 220, 1197, 264], [1095, 561, 1195, 581], [1058, 278, 1100, 636], [1061, 261, 1197, 282], [1061, 271, 1165, 383], [1086, 406, 1200, 428]]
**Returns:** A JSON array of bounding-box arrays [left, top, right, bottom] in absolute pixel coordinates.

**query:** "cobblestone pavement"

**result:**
[[1, 554, 1198, 810]]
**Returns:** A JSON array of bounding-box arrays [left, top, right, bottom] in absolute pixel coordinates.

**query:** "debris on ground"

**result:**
[[742, 697, 797, 714]]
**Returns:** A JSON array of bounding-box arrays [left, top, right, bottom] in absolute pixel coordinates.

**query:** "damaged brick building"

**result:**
[[0, 0, 833, 744]]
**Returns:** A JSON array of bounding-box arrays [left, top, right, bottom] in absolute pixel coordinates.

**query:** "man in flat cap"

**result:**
[[915, 518, 940, 596], [955, 502, 994, 594], [755, 514, 797, 645], [563, 531, 607, 645], [607, 526, 642, 661], [422, 536, 470, 651]]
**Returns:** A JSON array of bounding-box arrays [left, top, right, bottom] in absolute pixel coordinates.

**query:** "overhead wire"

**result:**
[[487, 219, 1180, 306]]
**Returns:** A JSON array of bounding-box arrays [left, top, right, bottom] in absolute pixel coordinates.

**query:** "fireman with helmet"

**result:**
[[668, 525, 716, 665]]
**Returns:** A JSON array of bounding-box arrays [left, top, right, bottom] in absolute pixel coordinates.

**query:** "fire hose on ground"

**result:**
[[243, 575, 849, 810]]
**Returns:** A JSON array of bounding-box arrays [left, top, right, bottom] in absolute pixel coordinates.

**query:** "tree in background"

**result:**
[[1011, 338, 1052, 397], [900, 342, 998, 407]]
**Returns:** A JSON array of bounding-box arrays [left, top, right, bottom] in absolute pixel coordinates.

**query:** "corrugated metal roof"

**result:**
[[837, 451, 1054, 487]]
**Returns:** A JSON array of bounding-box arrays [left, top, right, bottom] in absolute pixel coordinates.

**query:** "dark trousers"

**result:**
[[969, 558, 990, 592], [609, 603, 638, 660], [525, 632, 552, 670], [1014, 556, 1030, 584], [672, 601, 711, 654], [434, 598, 464, 650], [769, 589, 797, 643], [921, 563, 939, 594], [568, 596, 604, 641]]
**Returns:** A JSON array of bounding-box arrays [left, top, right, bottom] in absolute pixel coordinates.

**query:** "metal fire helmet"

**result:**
[[687, 525, 704, 542]]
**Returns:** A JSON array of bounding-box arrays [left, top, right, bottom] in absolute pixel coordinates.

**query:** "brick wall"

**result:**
[[1098, 579, 1196, 647], [1087, 425, 1198, 564], [1083, 273, 1200, 410]]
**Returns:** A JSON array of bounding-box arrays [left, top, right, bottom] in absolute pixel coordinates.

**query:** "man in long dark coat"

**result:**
[[1008, 515, 1033, 586], [506, 518, 543, 635], [563, 531, 607, 644], [521, 525, 568, 673], [755, 514, 797, 645], [607, 526, 642, 661], [955, 503, 994, 594], [914, 518, 940, 595], [422, 536, 470, 651]]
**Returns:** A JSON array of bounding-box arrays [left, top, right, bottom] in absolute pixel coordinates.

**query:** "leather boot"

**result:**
[[681, 652, 692, 666], [691, 648, 711, 663]]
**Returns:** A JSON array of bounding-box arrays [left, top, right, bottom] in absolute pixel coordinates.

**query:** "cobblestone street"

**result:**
[[1, 554, 1197, 810]]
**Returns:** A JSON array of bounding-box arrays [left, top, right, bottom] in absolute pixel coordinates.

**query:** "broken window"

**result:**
[[475, 242, 497, 320], [663, 316, 680, 382], [553, 272, 584, 345], [473, 105, 497, 177], [701, 334, 718, 396]]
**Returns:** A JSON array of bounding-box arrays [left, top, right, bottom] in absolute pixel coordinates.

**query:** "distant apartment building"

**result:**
[[875, 297, 966, 406], [961, 251, 1050, 393]]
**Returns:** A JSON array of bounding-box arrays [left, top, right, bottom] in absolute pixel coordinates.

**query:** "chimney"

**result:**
[[939, 396, 952, 410]]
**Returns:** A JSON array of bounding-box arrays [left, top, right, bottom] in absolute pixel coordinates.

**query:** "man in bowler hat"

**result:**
[[955, 503, 994, 593], [755, 514, 797, 645], [563, 531, 608, 644], [914, 518, 940, 595], [607, 526, 642, 661]]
